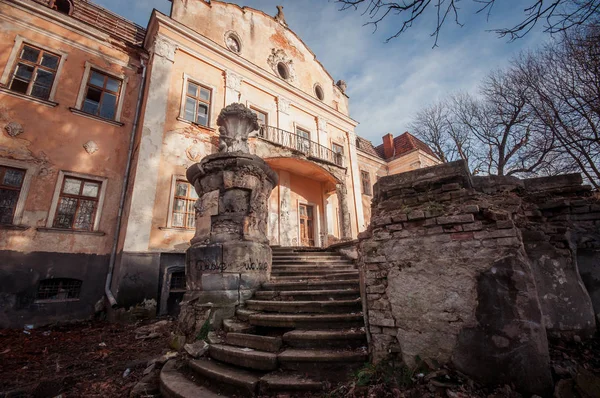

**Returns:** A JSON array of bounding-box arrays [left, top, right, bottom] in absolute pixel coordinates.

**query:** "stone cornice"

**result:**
[[144, 10, 359, 130]]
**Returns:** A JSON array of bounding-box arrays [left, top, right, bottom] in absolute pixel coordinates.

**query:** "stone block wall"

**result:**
[[359, 160, 599, 396]]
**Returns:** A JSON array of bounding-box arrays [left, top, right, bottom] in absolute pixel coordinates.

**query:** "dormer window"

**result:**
[[51, 0, 73, 15]]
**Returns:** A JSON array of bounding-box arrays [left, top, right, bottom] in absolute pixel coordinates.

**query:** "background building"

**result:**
[[0, 0, 439, 327]]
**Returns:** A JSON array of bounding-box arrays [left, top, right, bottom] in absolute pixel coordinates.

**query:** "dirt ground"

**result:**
[[0, 319, 171, 398]]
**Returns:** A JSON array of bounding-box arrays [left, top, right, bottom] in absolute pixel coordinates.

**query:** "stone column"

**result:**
[[225, 70, 242, 105], [336, 183, 352, 240], [346, 130, 366, 232], [178, 104, 278, 339]]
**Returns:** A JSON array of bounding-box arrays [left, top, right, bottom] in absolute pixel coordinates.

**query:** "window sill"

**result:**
[[159, 227, 195, 232], [36, 227, 106, 236], [176, 117, 216, 132], [0, 87, 58, 107], [0, 224, 30, 231], [69, 108, 125, 127]]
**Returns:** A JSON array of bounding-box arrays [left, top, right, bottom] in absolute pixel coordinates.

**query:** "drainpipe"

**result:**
[[104, 57, 147, 308]]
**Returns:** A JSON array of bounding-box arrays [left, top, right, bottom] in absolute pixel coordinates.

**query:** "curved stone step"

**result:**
[[262, 279, 360, 291], [270, 272, 359, 281], [246, 299, 361, 313], [160, 360, 222, 398], [235, 308, 258, 322], [259, 372, 323, 393], [283, 329, 367, 348], [272, 259, 351, 265], [209, 344, 278, 371], [248, 313, 364, 329], [278, 348, 369, 371], [273, 256, 345, 261], [188, 358, 262, 394], [223, 319, 255, 333], [271, 269, 356, 276], [225, 332, 282, 353], [254, 289, 360, 301]]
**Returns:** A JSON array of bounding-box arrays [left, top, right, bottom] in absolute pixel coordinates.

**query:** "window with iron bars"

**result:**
[[36, 278, 82, 302]]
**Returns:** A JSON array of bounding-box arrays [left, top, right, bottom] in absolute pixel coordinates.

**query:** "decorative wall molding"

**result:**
[[225, 70, 243, 92], [267, 49, 296, 83], [152, 35, 178, 62], [5, 122, 24, 137], [278, 96, 291, 115], [83, 140, 99, 154]]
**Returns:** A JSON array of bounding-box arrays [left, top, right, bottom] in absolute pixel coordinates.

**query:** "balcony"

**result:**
[[257, 125, 345, 167]]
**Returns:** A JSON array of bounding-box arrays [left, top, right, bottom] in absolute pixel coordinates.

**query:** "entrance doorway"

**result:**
[[299, 204, 315, 246]]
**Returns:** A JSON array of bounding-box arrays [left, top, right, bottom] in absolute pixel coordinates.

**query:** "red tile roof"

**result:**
[[373, 132, 437, 160], [356, 136, 384, 159]]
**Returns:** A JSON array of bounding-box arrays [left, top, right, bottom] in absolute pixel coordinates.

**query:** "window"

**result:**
[[0, 166, 26, 225], [361, 170, 372, 196], [8, 44, 60, 101], [170, 271, 186, 292], [82, 70, 122, 120], [332, 143, 344, 167], [314, 84, 324, 101], [296, 127, 311, 153], [250, 106, 268, 132], [52, 176, 101, 231], [277, 62, 289, 80], [171, 179, 198, 229], [183, 81, 212, 127], [51, 0, 73, 14], [225, 32, 241, 53], [36, 278, 82, 302]]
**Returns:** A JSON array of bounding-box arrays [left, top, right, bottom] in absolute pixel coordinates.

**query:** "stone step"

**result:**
[[270, 272, 359, 281], [254, 289, 361, 301], [272, 259, 351, 265], [278, 348, 369, 371], [235, 308, 258, 322], [271, 268, 356, 276], [223, 319, 255, 334], [273, 255, 345, 260], [246, 299, 362, 313], [160, 360, 222, 398], [283, 329, 367, 349], [248, 313, 364, 329], [225, 332, 282, 353], [188, 358, 262, 395], [271, 264, 355, 271], [209, 344, 278, 371], [259, 372, 323, 393], [262, 279, 360, 291]]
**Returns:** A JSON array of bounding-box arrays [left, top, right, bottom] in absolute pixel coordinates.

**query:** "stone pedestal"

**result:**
[[178, 104, 278, 339]]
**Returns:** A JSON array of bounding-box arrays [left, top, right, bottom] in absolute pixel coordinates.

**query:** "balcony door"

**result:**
[[299, 203, 315, 247], [296, 127, 310, 154]]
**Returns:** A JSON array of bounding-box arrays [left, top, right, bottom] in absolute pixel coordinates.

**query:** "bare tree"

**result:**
[[515, 23, 600, 187], [336, 0, 600, 46]]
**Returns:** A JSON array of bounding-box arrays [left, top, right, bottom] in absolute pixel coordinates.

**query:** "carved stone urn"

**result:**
[[178, 103, 278, 339]]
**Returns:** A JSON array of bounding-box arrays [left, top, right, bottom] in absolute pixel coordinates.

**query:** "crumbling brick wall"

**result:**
[[358, 160, 599, 396]]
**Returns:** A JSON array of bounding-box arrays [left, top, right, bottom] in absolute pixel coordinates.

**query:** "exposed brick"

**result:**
[[365, 256, 387, 264], [462, 221, 483, 231], [426, 226, 444, 235], [496, 237, 522, 246], [496, 220, 514, 229], [441, 183, 461, 192], [408, 210, 425, 220], [367, 285, 386, 294], [386, 223, 403, 231], [382, 327, 397, 336], [451, 232, 474, 241], [436, 214, 475, 225], [370, 326, 382, 334], [474, 229, 517, 240], [462, 205, 480, 213], [424, 218, 437, 226], [443, 225, 463, 233], [391, 214, 408, 223]]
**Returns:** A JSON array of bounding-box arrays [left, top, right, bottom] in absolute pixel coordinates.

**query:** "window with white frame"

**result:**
[[73, 62, 127, 123], [361, 170, 372, 196], [47, 171, 108, 232], [169, 178, 198, 229], [8, 43, 61, 101], [183, 80, 212, 127], [0, 160, 34, 226]]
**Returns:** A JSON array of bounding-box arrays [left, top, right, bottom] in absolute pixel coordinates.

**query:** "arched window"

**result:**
[[52, 0, 73, 15], [36, 278, 82, 301]]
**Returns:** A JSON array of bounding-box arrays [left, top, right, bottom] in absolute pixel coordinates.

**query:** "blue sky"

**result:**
[[94, 0, 546, 144]]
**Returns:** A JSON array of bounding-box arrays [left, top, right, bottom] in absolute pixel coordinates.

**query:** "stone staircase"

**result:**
[[160, 247, 367, 397]]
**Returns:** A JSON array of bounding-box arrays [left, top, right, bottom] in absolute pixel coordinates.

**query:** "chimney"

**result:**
[[382, 133, 394, 159]]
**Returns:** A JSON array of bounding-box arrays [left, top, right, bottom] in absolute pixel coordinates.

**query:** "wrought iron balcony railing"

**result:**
[[257, 125, 345, 167]]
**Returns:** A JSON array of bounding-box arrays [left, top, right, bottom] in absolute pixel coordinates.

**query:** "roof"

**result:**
[[356, 136, 384, 160], [374, 132, 437, 160]]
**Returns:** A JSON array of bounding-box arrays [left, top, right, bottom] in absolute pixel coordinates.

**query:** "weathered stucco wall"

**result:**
[[0, 1, 144, 327], [359, 160, 599, 396]]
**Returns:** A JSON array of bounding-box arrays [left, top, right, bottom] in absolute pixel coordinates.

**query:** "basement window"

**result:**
[[36, 278, 82, 302], [170, 271, 186, 292]]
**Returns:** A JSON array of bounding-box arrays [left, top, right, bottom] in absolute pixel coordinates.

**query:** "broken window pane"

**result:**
[[41, 53, 59, 69], [0, 189, 19, 224], [196, 103, 208, 126], [3, 169, 25, 187], [21, 46, 40, 63], [82, 182, 99, 198], [73, 200, 95, 230], [99, 93, 117, 120], [53, 197, 77, 228], [175, 182, 188, 197]]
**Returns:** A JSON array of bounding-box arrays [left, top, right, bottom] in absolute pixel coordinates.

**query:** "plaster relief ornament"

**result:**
[[186, 140, 202, 161], [275, 5, 287, 26], [268, 49, 295, 82], [217, 103, 259, 154], [83, 140, 99, 155], [5, 122, 24, 137]]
